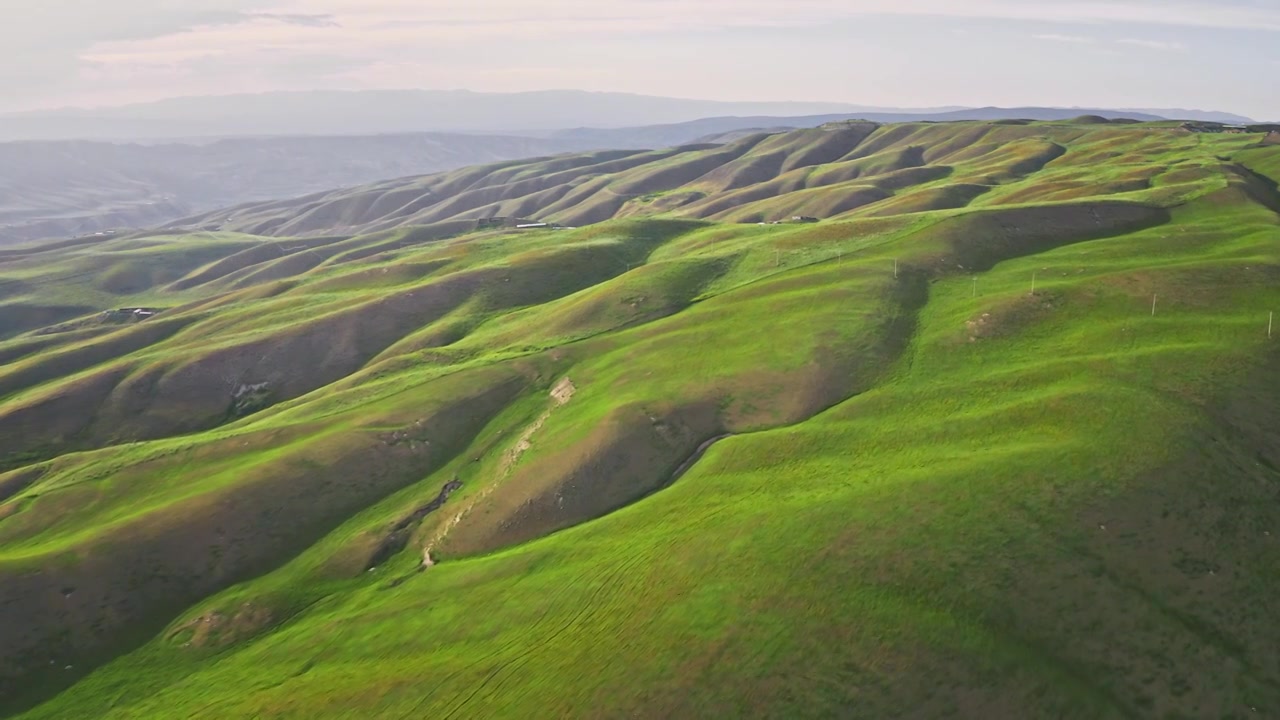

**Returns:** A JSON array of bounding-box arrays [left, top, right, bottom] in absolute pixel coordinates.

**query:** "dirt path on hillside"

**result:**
[[421, 378, 577, 565]]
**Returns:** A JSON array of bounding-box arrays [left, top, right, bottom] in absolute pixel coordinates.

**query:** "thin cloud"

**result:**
[[6, 0, 1276, 117], [71, 1, 1280, 70], [246, 12, 340, 28], [251, 0, 1280, 34], [1034, 34, 1096, 44], [1118, 38, 1188, 51]]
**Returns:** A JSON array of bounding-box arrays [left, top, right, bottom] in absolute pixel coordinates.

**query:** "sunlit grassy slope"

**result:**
[[2, 121, 1279, 718], [173, 119, 1269, 238]]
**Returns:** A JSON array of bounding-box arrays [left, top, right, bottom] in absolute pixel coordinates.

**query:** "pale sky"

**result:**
[[4, 0, 1279, 119]]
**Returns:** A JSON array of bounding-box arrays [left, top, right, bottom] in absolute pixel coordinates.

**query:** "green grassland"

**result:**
[[1, 120, 1279, 718], [171, 120, 1265, 237]]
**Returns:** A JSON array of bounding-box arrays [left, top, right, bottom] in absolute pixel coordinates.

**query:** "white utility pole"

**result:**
[[1152, 294, 1158, 317]]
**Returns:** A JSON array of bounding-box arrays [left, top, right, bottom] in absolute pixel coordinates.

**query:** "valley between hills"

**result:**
[[1, 118, 1279, 718]]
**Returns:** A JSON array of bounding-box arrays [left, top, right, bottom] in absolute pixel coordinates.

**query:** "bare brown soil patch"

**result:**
[[169, 602, 276, 650], [443, 401, 724, 556], [426, 377, 577, 560], [962, 292, 1062, 343]]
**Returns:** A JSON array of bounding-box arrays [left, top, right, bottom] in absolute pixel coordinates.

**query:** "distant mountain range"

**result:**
[[541, 107, 1208, 150], [0, 90, 1254, 142], [0, 91, 906, 142], [0, 133, 591, 245], [0, 91, 1260, 245]]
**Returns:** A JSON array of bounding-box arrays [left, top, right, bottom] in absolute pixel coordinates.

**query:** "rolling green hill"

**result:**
[[173, 119, 1261, 239], [2, 120, 1279, 718]]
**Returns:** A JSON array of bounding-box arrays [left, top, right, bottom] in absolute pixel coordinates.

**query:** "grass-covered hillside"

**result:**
[[174, 118, 1272, 238], [2, 120, 1279, 718]]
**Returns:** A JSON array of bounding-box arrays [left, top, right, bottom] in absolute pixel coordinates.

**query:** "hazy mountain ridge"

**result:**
[[0, 133, 585, 246], [0, 90, 882, 141], [542, 107, 1182, 149], [0, 89, 1253, 142], [0, 92, 1255, 246]]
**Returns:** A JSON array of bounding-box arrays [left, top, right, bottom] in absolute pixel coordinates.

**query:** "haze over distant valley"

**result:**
[[0, 90, 1256, 142], [0, 90, 1261, 246]]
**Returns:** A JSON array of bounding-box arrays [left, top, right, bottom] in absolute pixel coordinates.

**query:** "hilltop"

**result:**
[[1, 119, 1278, 718], [176, 118, 1269, 238]]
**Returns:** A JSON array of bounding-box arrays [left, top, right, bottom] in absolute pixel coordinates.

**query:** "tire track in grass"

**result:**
[[443, 434, 767, 716], [401, 431, 746, 718], [438, 550, 651, 719], [469, 545, 663, 713], [393, 548, 631, 719]]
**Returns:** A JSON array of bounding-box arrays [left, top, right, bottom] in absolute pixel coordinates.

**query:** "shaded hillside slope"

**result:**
[[174, 119, 1259, 240], [0, 122, 1278, 718]]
